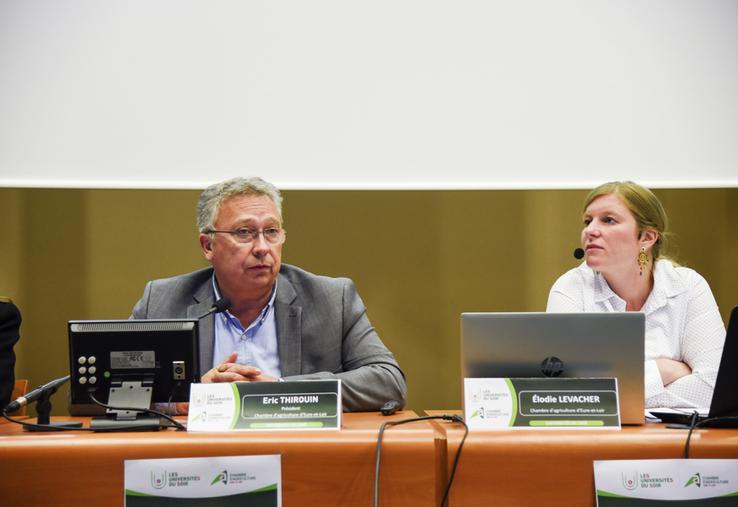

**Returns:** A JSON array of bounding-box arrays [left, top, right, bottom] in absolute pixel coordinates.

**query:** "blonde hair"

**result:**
[[584, 181, 670, 260]]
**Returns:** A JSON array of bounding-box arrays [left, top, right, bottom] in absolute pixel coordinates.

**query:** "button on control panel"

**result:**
[[76, 356, 100, 386]]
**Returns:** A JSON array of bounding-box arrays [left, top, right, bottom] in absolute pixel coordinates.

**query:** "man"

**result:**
[[131, 177, 406, 411], [0, 297, 21, 410]]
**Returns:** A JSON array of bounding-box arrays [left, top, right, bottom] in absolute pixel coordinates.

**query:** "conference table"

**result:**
[[427, 410, 738, 507], [3, 411, 738, 507], [0, 411, 443, 507]]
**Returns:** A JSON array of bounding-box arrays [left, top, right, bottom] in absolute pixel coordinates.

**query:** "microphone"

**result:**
[[195, 297, 231, 320], [573, 248, 584, 260], [3, 375, 70, 414]]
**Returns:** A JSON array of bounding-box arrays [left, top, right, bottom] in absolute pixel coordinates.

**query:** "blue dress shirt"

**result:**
[[211, 277, 282, 378]]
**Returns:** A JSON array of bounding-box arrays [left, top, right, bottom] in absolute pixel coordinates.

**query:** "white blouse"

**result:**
[[547, 259, 725, 409]]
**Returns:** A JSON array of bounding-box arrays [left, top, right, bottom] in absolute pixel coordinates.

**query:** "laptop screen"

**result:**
[[461, 312, 645, 425], [707, 305, 738, 419]]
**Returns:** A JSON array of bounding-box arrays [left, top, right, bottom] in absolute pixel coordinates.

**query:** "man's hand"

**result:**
[[201, 352, 279, 383], [656, 358, 692, 386]]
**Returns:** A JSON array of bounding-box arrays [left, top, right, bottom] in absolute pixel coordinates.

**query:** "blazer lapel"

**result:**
[[275, 274, 302, 377], [187, 281, 216, 376]]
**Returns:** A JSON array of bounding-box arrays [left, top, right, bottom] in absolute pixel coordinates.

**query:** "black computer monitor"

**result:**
[[68, 319, 200, 430]]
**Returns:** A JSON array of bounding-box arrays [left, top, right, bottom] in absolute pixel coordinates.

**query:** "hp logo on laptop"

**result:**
[[540, 356, 564, 377]]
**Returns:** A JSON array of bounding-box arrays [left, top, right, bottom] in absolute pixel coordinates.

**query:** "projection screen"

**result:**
[[1, 0, 737, 189]]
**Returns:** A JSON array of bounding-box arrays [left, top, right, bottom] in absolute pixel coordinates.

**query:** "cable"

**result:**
[[682, 411, 699, 459], [1, 411, 84, 431], [374, 414, 468, 507], [166, 381, 181, 416], [695, 416, 738, 429], [1, 409, 181, 432], [0, 388, 187, 432], [682, 414, 738, 458], [442, 415, 468, 507]]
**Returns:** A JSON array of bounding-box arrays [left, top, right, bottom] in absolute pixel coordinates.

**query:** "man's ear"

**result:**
[[199, 233, 214, 260], [639, 229, 659, 250]]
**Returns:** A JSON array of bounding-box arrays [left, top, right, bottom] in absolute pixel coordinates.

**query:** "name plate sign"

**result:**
[[464, 377, 620, 429], [125, 454, 281, 506], [595, 459, 738, 505], [187, 380, 341, 431]]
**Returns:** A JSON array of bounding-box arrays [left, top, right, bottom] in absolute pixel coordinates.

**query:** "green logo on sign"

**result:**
[[210, 470, 228, 486], [684, 473, 701, 488]]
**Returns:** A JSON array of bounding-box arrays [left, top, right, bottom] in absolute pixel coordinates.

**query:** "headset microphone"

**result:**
[[573, 248, 585, 260]]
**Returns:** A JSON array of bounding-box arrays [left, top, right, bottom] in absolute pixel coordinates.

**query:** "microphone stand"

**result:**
[[24, 388, 83, 432]]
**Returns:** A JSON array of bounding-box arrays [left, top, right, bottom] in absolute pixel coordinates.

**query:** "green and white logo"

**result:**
[[211, 470, 228, 486], [126, 455, 281, 506], [685, 473, 701, 488]]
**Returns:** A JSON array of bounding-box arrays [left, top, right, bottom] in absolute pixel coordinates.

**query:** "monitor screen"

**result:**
[[68, 319, 200, 420]]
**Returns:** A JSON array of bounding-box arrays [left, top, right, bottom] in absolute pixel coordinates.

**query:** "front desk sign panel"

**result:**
[[464, 377, 620, 429], [595, 459, 738, 506], [125, 454, 281, 507], [188, 380, 341, 431]]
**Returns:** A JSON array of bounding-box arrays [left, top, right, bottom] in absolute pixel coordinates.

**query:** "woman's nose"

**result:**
[[583, 221, 599, 237]]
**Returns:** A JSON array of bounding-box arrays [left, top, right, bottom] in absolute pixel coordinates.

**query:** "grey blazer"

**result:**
[[131, 264, 407, 412]]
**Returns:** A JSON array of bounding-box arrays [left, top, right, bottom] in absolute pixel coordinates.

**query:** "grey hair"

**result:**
[[196, 177, 283, 232]]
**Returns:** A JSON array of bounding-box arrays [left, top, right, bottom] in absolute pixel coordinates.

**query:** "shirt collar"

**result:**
[[588, 265, 619, 304], [588, 259, 687, 311], [211, 275, 278, 331]]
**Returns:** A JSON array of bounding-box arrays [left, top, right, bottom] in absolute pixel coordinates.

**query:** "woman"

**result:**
[[547, 181, 725, 409]]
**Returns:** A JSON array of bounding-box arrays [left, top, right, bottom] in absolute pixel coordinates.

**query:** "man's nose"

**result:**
[[251, 233, 270, 255]]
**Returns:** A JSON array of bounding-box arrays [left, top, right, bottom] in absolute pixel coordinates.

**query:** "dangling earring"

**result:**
[[637, 247, 649, 276]]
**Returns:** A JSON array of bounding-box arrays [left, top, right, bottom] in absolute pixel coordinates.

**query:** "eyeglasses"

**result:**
[[205, 227, 286, 245]]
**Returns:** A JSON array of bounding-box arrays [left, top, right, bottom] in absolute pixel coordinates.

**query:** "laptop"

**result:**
[[461, 312, 646, 425], [649, 305, 738, 428]]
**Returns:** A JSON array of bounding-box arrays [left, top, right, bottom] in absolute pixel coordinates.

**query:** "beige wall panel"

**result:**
[[1, 188, 736, 414]]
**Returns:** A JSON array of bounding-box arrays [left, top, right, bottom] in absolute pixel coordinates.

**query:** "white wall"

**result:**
[[1, 0, 737, 189]]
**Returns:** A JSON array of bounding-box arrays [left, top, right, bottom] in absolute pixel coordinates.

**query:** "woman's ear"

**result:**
[[639, 229, 659, 250]]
